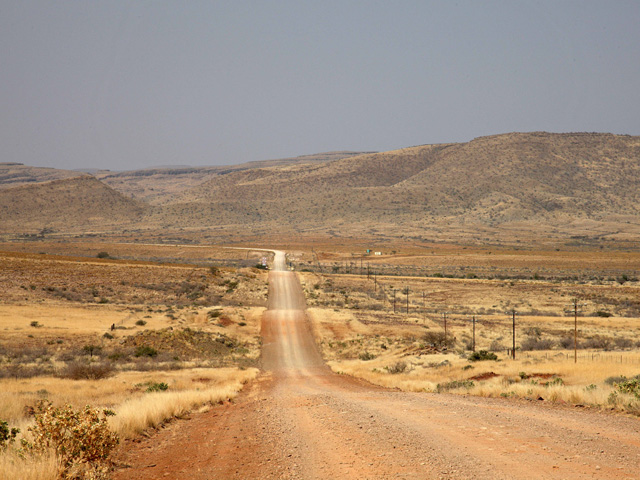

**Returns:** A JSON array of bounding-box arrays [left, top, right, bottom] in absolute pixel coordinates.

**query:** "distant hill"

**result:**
[[0, 163, 86, 188], [95, 151, 371, 204], [0, 176, 147, 233], [163, 132, 638, 221], [2, 134, 639, 245]]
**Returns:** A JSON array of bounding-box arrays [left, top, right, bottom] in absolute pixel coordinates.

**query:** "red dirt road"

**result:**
[[114, 251, 640, 479]]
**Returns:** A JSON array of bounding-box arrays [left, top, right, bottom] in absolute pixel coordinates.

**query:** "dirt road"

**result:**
[[115, 251, 640, 479]]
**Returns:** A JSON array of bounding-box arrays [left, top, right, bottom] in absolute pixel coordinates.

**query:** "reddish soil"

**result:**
[[114, 253, 640, 479], [469, 371, 499, 381]]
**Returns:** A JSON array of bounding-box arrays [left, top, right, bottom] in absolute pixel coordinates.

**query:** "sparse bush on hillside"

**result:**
[[134, 345, 158, 358], [422, 331, 455, 349], [468, 350, 498, 362], [59, 362, 114, 380], [582, 335, 613, 351], [96, 251, 110, 259], [358, 351, 376, 361], [558, 336, 575, 349], [82, 344, 102, 358], [520, 336, 555, 351], [385, 361, 407, 374], [488, 340, 504, 352]]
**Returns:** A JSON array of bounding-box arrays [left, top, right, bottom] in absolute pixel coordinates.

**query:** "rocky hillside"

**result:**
[[2, 133, 639, 244], [160, 132, 640, 231]]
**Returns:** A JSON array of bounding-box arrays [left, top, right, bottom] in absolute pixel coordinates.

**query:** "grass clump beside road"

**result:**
[[0, 367, 258, 479]]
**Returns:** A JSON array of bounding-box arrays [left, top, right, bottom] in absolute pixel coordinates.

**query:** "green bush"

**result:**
[[96, 251, 110, 259], [468, 350, 498, 362], [145, 382, 169, 393], [0, 420, 19, 450], [134, 345, 158, 357], [615, 378, 640, 398], [543, 377, 564, 387], [135, 319, 147, 326]]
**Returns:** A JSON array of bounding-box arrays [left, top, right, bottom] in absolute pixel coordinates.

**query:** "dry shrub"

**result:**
[[422, 331, 455, 349], [386, 361, 407, 374], [582, 335, 613, 350], [0, 365, 54, 380], [520, 336, 555, 351], [21, 401, 118, 479], [58, 363, 114, 380]]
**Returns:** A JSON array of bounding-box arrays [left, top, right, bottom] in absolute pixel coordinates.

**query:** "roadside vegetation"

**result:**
[[0, 247, 266, 479], [301, 266, 640, 416]]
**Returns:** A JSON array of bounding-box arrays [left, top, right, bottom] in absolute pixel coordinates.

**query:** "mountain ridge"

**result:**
[[1, 132, 638, 245]]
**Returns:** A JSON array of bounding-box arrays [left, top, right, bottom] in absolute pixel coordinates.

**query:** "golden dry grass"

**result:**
[[0, 367, 258, 479], [309, 301, 640, 414], [0, 450, 59, 480], [0, 245, 265, 478], [109, 367, 258, 438]]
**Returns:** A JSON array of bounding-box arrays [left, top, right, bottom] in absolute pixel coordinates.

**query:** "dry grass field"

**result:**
[[1, 238, 640, 478], [299, 256, 640, 415], [0, 243, 268, 479]]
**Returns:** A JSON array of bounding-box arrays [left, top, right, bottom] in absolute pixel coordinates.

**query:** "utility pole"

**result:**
[[392, 289, 397, 314], [442, 312, 448, 345], [422, 291, 427, 324], [404, 287, 410, 314], [508, 309, 517, 360], [570, 298, 583, 364], [472, 315, 477, 352]]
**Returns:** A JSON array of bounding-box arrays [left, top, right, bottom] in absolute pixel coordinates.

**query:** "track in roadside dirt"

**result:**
[[114, 251, 640, 480]]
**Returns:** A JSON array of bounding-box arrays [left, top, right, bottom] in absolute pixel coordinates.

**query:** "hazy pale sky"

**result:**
[[1, 1, 639, 171]]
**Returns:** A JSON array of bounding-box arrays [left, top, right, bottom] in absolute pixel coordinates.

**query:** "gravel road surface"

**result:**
[[114, 251, 640, 479]]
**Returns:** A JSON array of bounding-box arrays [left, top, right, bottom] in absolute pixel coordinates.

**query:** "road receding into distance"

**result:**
[[115, 250, 640, 480]]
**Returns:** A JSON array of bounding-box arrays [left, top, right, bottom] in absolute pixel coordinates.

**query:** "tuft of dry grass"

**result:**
[[109, 368, 258, 438], [0, 450, 59, 480]]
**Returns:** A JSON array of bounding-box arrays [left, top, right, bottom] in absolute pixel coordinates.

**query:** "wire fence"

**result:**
[[522, 352, 640, 364]]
